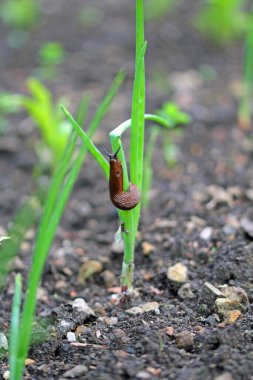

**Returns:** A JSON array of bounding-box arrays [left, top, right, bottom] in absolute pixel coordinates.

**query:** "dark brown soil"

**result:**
[[1, 1, 253, 379]]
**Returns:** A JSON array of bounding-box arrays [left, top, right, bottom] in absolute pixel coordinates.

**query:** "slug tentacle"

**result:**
[[105, 148, 141, 211]]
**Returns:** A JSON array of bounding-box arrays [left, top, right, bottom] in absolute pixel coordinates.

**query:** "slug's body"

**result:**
[[105, 148, 140, 211]]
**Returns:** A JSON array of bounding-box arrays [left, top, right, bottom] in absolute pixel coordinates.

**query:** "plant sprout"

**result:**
[[62, 0, 188, 292], [194, 0, 249, 44], [8, 71, 124, 380], [0, 0, 39, 29]]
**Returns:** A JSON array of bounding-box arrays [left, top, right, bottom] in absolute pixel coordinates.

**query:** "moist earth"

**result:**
[[0, 1, 253, 379]]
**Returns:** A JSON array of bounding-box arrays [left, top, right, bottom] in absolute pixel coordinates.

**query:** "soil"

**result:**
[[1, 0, 253, 379]]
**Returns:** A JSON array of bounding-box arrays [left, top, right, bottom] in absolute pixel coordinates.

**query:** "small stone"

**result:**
[[226, 310, 241, 324], [142, 241, 155, 255], [198, 282, 224, 316], [126, 302, 160, 315], [75, 325, 88, 337], [3, 371, 10, 380], [167, 263, 188, 283], [93, 302, 106, 316], [241, 216, 253, 238], [245, 189, 253, 201], [104, 317, 118, 326], [219, 285, 249, 305], [0, 333, 8, 350], [136, 371, 151, 379], [146, 367, 162, 377], [67, 332, 76, 342], [206, 185, 233, 209], [55, 280, 68, 289], [175, 331, 194, 351], [215, 298, 244, 324], [214, 372, 234, 380], [62, 364, 88, 378], [223, 225, 236, 235], [77, 260, 103, 283], [165, 326, 174, 336], [25, 358, 36, 366], [101, 270, 116, 287], [178, 283, 195, 299], [72, 298, 96, 316], [37, 287, 49, 303], [114, 329, 126, 339], [200, 227, 213, 241]]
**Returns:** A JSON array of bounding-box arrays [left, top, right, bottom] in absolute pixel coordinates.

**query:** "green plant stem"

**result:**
[[9, 274, 22, 380], [13, 72, 124, 380], [64, 108, 170, 291], [61, 106, 109, 179]]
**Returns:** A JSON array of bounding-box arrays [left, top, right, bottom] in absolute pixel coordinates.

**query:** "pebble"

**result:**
[[219, 285, 249, 305], [245, 189, 253, 201], [198, 282, 223, 315], [142, 241, 155, 255], [67, 332, 76, 342], [240, 216, 253, 238], [165, 326, 174, 336], [206, 185, 233, 209], [77, 260, 103, 283], [101, 270, 116, 287], [93, 302, 106, 316], [75, 325, 88, 337], [214, 372, 234, 380], [72, 298, 96, 316], [215, 299, 243, 324], [25, 358, 36, 366], [200, 227, 213, 241], [62, 364, 88, 378], [178, 283, 195, 299], [0, 333, 8, 350], [114, 329, 126, 339], [3, 371, 10, 380], [223, 225, 236, 236], [136, 371, 151, 379], [167, 263, 188, 283], [104, 317, 118, 326], [175, 331, 194, 351], [126, 302, 160, 316]]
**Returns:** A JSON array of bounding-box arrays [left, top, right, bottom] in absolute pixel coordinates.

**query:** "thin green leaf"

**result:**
[[9, 274, 22, 380]]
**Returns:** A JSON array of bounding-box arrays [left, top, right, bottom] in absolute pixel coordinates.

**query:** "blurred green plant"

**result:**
[[194, 0, 249, 44], [144, 0, 175, 21], [0, 0, 39, 29], [7, 71, 124, 380], [22, 78, 70, 169], [238, 8, 253, 130], [0, 79, 70, 170], [38, 42, 66, 67], [142, 102, 190, 207], [36, 42, 66, 79]]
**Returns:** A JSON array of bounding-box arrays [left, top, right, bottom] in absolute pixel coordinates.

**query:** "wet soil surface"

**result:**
[[1, 1, 253, 379]]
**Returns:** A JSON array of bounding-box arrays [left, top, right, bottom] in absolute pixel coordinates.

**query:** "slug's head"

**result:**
[[104, 147, 122, 181], [104, 146, 121, 161]]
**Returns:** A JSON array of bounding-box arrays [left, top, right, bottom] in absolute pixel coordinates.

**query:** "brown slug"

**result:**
[[104, 147, 141, 211]]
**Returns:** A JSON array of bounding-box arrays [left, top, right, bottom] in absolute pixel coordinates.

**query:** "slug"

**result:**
[[104, 147, 141, 211]]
